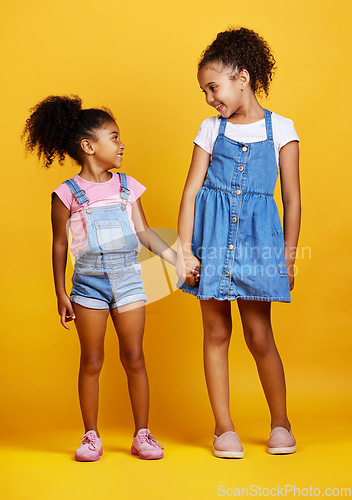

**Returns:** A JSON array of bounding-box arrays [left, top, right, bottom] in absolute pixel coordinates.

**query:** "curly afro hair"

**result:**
[[198, 27, 276, 97], [22, 95, 115, 167]]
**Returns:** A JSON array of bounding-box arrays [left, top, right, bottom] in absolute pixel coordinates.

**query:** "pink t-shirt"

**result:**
[[52, 172, 146, 257]]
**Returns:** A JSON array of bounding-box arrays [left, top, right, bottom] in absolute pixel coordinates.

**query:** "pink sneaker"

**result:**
[[213, 431, 244, 458], [268, 427, 296, 454], [131, 428, 164, 460], [75, 430, 103, 462]]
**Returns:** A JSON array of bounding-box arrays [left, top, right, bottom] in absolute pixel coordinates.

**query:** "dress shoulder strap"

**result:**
[[264, 109, 273, 141], [118, 172, 131, 211], [118, 172, 130, 202], [219, 117, 227, 135], [64, 178, 89, 205]]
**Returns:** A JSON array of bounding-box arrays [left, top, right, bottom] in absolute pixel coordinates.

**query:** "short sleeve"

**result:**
[[275, 115, 300, 150], [194, 117, 218, 154], [127, 176, 146, 203], [52, 182, 74, 210]]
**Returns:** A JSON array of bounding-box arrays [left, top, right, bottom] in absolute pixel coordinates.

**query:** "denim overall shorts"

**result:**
[[182, 109, 291, 302], [65, 172, 147, 310]]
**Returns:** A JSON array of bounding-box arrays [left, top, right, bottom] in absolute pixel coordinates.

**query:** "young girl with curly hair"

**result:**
[[177, 27, 301, 457], [23, 95, 178, 461]]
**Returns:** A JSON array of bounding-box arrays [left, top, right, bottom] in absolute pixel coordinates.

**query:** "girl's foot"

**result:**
[[131, 428, 164, 460], [213, 431, 244, 458], [268, 427, 296, 454], [75, 430, 103, 462]]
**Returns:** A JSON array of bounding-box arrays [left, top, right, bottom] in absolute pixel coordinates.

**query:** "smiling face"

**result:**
[[88, 120, 125, 170], [197, 62, 246, 119]]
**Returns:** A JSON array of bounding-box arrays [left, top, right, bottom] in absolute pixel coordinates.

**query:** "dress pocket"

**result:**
[[271, 230, 287, 276], [95, 221, 126, 251]]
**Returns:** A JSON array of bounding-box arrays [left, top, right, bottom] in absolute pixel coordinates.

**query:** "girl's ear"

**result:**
[[237, 69, 250, 90], [80, 138, 95, 155]]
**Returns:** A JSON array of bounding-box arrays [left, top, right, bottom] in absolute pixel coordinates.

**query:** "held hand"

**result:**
[[191, 266, 200, 282], [176, 254, 201, 287], [58, 295, 76, 330]]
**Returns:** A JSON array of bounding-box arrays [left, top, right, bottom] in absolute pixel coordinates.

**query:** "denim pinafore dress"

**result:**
[[64, 172, 146, 309], [182, 109, 291, 302]]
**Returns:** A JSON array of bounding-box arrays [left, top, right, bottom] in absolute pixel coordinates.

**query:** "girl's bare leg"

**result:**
[[72, 303, 109, 436], [110, 302, 149, 436], [237, 299, 290, 431], [200, 298, 235, 436]]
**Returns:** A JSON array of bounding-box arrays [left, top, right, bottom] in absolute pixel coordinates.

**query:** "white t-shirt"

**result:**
[[194, 111, 299, 168]]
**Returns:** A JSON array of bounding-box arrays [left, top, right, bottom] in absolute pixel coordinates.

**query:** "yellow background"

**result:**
[[1, 0, 351, 498]]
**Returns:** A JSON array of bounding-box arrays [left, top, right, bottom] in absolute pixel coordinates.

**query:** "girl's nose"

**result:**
[[206, 95, 214, 105]]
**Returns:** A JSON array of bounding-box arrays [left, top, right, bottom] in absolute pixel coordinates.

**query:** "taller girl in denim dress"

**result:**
[[183, 109, 291, 302], [23, 95, 177, 462], [177, 28, 301, 458]]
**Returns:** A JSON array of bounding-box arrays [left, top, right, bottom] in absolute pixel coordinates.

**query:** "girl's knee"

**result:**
[[80, 355, 104, 376], [244, 328, 273, 357], [204, 320, 232, 346], [120, 349, 145, 373]]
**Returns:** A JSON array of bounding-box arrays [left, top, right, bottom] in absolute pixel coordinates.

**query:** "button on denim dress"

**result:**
[[182, 109, 291, 302]]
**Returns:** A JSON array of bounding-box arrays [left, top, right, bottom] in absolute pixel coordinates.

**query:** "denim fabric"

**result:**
[[71, 251, 146, 310], [182, 109, 291, 302], [65, 173, 146, 309]]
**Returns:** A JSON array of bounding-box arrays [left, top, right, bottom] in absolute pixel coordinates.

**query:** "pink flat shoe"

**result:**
[[213, 431, 244, 458], [131, 428, 164, 460], [75, 430, 103, 462], [268, 427, 296, 454]]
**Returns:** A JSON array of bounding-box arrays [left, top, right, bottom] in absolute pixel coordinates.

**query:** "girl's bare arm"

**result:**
[[51, 194, 75, 328], [279, 140, 301, 290], [177, 144, 210, 285], [132, 197, 177, 266]]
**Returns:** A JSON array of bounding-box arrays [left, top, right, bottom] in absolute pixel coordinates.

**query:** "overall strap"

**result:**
[[264, 109, 273, 141], [118, 172, 130, 202], [64, 179, 89, 205], [219, 117, 228, 135]]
